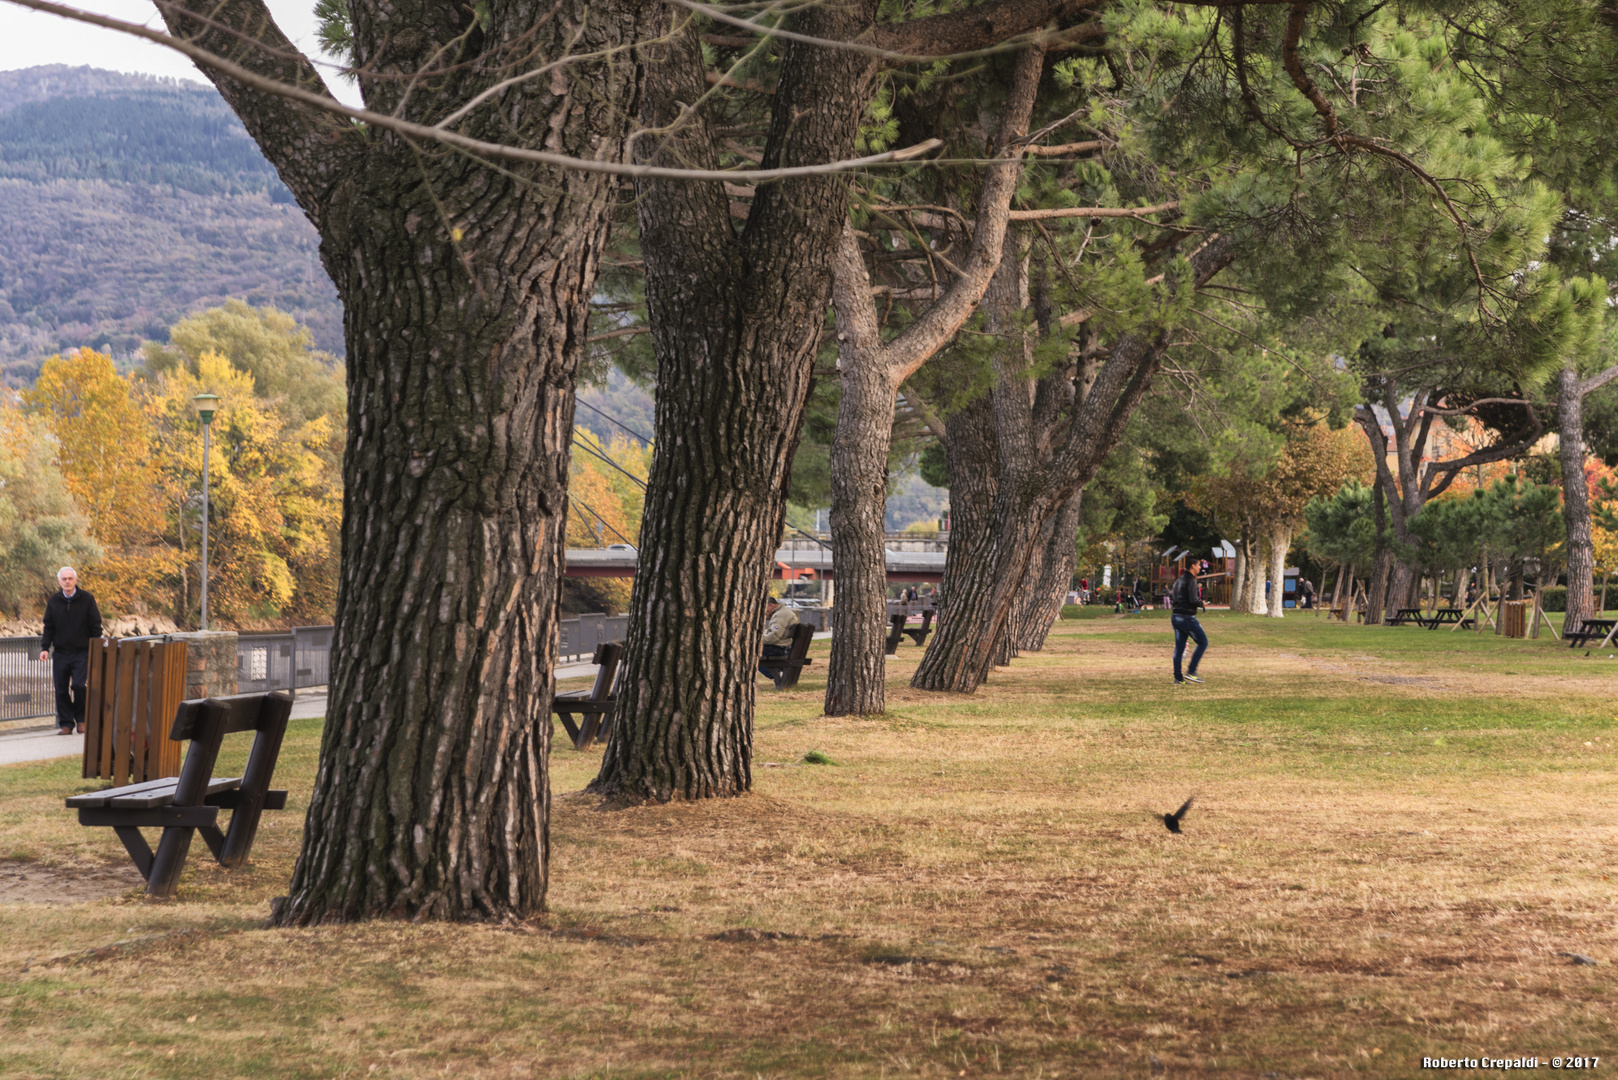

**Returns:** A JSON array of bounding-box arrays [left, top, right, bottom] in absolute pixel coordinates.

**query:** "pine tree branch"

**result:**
[[1, 0, 944, 184]]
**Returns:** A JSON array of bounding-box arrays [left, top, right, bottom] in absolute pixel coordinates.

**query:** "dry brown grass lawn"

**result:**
[[1, 611, 1614, 1079]]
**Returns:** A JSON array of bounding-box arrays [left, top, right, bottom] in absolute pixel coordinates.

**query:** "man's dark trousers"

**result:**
[[760, 644, 790, 680], [53, 648, 89, 731], [1172, 614, 1207, 682]]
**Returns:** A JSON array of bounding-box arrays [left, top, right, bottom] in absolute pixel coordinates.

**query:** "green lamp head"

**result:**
[[193, 392, 220, 425]]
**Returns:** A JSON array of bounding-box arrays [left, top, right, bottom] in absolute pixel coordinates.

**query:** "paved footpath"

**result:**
[[0, 694, 332, 768], [0, 640, 825, 769]]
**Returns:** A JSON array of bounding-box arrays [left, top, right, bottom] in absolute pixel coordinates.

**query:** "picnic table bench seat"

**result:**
[[553, 641, 623, 750], [762, 622, 815, 690], [884, 607, 936, 654], [66, 692, 292, 898], [1567, 618, 1617, 648]]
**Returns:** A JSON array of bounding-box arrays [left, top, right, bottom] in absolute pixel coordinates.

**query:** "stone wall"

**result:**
[[168, 631, 238, 700]]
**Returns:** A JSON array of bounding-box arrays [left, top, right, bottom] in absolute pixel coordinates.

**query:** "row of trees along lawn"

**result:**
[[1307, 468, 1618, 619], [106, 0, 1618, 923], [0, 301, 343, 626]]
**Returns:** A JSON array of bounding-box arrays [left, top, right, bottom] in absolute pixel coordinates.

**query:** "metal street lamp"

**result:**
[[193, 393, 220, 631]]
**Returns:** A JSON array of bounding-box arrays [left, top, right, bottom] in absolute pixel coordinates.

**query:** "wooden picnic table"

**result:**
[[1389, 608, 1424, 626], [1567, 618, 1617, 648]]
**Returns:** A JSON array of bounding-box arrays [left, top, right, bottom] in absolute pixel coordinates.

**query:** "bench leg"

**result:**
[[145, 827, 197, 899], [199, 825, 227, 862], [113, 826, 155, 881], [555, 712, 583, 750]]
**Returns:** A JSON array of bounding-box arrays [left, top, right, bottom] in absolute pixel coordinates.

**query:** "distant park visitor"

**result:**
[[1170, 566, 1208, 685], [759, 594, 799, 682], [38, 566, 102, 734]]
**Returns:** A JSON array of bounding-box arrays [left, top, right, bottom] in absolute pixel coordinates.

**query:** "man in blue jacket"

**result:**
[[1169, 565, 1208, 685], [38, 567, 102, 734]]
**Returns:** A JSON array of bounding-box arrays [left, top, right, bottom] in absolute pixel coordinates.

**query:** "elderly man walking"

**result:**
[[38, 567, 102, 734]]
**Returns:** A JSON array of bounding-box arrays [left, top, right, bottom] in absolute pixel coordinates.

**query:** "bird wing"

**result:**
[[1172, 796, 1195, 821]]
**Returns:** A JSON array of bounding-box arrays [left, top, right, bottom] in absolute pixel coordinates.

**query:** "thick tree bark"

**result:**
[[822, 47, 1041, 716], [591, 4, 877, 801], [1559, 362, 1616, 627], [1016, 488, 1084, 650], [158, 0, 652, 922]]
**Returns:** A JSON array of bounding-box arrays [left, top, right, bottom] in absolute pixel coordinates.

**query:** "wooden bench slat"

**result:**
[[65, 776, 185, 808], [106, 778, 241, 809]]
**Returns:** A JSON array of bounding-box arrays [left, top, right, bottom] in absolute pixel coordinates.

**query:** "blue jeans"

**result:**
[[760, 644, 790, 680], [1172, 614, 1207, 681]]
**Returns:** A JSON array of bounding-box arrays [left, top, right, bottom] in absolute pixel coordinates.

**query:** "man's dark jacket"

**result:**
[[42, 589, 103, 652], [1170, 574, 1205, 616]]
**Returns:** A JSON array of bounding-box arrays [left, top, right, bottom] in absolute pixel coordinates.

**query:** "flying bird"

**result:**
[[1163, 797, 1194, 833]]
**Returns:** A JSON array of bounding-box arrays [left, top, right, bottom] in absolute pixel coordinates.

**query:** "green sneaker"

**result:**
[[1182, 674, 1204, 684]]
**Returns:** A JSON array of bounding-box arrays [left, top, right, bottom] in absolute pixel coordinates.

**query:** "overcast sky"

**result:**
[[0, 0, 363, 106]]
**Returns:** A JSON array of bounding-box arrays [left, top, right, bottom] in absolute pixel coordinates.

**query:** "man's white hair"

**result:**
[[57, 566, 77, 579]]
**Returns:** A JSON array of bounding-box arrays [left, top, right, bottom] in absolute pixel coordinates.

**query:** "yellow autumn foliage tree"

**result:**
[[147, 351, 342, 626], [565, 432, 650, 612], [23, 348, 179, 612]]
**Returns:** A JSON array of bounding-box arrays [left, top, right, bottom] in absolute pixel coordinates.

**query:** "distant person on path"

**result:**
[[1298, 577, 1315, 610], [1170, 566, 1208, 685], [39, 566, 102, 734], [759, 594, 799, 681]]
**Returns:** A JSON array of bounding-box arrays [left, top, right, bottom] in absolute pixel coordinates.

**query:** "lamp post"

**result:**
[[193, 393, 219, 631]]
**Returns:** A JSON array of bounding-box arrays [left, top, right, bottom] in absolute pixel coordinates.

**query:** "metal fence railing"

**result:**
[[8, 613, 627, 721], [0, 636, 52, 722], [237, 626, 333, 698], [558, 614, 629, 663]]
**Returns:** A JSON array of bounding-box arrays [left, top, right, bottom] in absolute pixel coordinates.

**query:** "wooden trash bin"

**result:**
[[1501, 600, 1528, 639], [82, 637, 190, 786]]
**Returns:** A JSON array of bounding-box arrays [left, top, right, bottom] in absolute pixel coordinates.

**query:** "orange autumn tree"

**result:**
[[23, 348, 178, 612]]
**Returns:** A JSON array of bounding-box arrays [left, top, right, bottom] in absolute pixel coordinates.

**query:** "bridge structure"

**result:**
[[564, 545, 946, 583]]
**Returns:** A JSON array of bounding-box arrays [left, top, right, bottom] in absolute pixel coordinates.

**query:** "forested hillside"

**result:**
[[0, 66, 340, 382]]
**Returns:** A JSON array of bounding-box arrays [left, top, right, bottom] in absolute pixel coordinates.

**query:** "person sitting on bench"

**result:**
[[759, 594, 798, 681]]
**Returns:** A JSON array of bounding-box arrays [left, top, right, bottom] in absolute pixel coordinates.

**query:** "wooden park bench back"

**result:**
[[771, 623, 816, 690], [83, 636, 189, 786], [554, 641, 623, 750], [67, 692, 293, 898]]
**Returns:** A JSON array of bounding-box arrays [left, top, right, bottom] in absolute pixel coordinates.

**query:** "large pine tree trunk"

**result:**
[[936, 391, 1000, 628], [591, 6, 877, 802], [821, 47, 1040, 715], [1017, 489, 1084, 650], [1559, 364, 1597, 627], [824, 354, 896, 716], [154, 0, 654, 924]]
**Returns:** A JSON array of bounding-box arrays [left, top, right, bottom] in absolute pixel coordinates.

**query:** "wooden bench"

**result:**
[[884, 607, 936, 654], [1567, 618, 1617, 648], [553, 641, 623, 750], [762, 622, 815, 690], [66, 692, 292, 899]]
